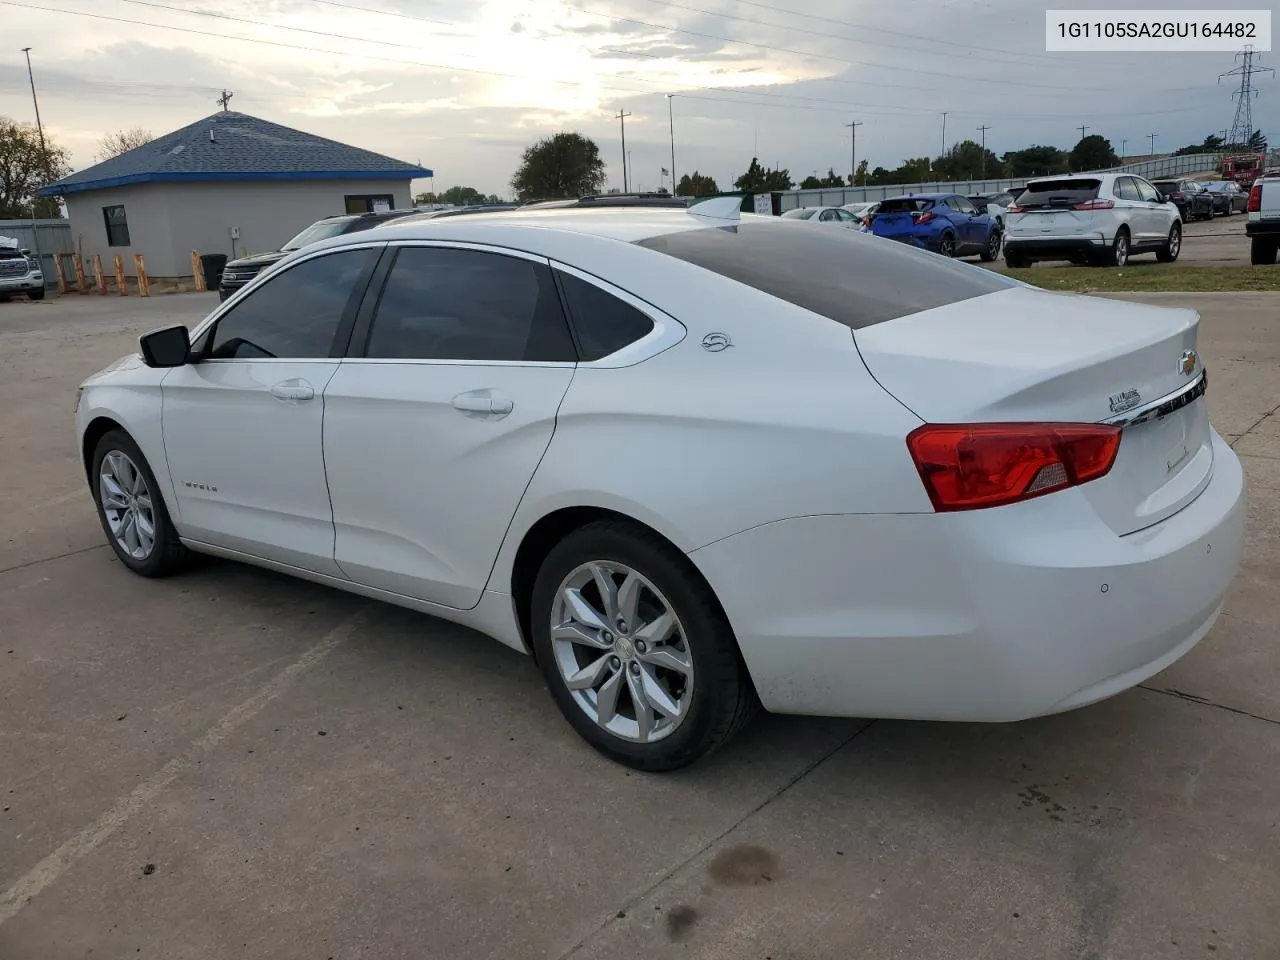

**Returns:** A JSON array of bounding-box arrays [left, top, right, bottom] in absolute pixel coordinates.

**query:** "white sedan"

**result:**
[[780, 205, 863, 227], [76, 198, 1244, 770]]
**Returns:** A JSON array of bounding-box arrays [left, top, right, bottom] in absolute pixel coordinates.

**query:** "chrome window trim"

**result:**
[[1103, 370, 1207, 427]]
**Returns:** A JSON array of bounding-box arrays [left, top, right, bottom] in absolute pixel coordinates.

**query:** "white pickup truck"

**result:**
[[0, 235, 45, 301], [1246, 176, 1280, 265]]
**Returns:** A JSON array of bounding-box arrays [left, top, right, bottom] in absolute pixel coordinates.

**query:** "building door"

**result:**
[[344, 194, 395, 214]]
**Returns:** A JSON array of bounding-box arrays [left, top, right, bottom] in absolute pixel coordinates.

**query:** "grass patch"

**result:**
[[983, 263, 1280, 293]]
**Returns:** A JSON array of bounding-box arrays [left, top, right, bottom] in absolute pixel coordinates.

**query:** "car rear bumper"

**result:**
[[1246, 220, 1280, 236], [691, 429, 1244, 722], [1004, 236, 1106, 256]]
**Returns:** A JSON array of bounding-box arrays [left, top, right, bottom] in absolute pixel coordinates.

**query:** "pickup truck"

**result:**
[[1247, 176, 1280, 265], [0, 237, 45, 301]]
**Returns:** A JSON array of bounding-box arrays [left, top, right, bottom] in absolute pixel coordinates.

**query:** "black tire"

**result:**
[[979, 229, 1002, 262], [1103, 228, 1130, 267], [937, 232, 957, 258], [90, 429, 187, 577], [1251, 238, 1279, 266], [529, 520, 758, 771], [1004, 250, 1030, 268], [1156, 222, 1182, 263], [27, 288, 44, 301]]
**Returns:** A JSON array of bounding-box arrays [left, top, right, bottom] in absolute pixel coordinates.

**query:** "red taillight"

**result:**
[[1171, 193, 1184, 200], [1072, 198, 1115, 211], [1006, 203, 1026, 213], [914, 211, 936, 224], [905, 423, 1122, 512], [1247, 184, 1262, 212]]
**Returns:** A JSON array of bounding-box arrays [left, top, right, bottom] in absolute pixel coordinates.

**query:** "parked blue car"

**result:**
[[864, 193, 1003, 261]]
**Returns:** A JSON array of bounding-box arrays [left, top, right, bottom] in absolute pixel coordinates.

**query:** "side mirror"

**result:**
[[139, 325, 191, 368], [20, 248, 32, 255]]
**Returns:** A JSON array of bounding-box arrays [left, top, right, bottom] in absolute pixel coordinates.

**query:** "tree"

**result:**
[[933, 140, 1004, 180], [1248, 129, 1267, 152], [849, 159, 869, 187], [413, 191, 438, 205], [510, 131, 606, 201], [1002, 145, 1069, 178], [734, 157, 793, 192], [799, 174, 822, 189], [1173, 134, 1225, 156], [1068, 134, 1119, 172], [95, 127, 153, 163], [0, 118, 70, 219], [818, 167, 844, 187], [439, 185, 484, 205], [675, 171, 719, 196]]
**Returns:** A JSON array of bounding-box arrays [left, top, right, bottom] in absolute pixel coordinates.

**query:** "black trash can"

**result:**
[[199, 253, 228, 290]]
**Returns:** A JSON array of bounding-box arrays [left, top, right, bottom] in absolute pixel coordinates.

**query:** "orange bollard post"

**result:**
[[191, 251, 207, 291], [93, 255, 107, 295], [134, 255, 150, 297], [72, 254, 88, 294], [114, 255, 127, 295], [53, 254, 68, 294]]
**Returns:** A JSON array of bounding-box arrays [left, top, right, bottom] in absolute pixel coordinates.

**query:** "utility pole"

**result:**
[[1219, 46, 1274, 148], [20, 48, 46, 154], [217, 89, 234, 111], [666, 95, 677, 194], [940, 111, 948, 156], [1121, 138, 1127, 161], [1077, 123, 1090, 143], [846, 120, 863, 186], [1148, 132, 1157, 156], [616, 110, 632, 192], [976, 124, 992, 178]]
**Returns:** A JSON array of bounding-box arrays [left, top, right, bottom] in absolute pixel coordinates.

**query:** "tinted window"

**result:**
[[557, 271, 655, 361], [1151, 181, 1177, 195], [207, 249, 373, 359], [954, 197, 978, 214], [282, 218, 356, 251], [1018, 179, 1102, 208], [781, 208, 816, 220], [637, 221, 1010, 331], [834, 208, 859, 222], [877, 197, 932, 213], [364, 247, 574, 362], [1114, 177, 1141, 201], [1135, 179, 1162, 203]]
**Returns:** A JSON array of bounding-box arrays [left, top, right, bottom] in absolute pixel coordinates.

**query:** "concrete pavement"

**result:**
[[1, 292, 1277, 959]]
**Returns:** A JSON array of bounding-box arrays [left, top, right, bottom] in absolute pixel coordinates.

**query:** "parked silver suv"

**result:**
[[0, 240, 45, 301], [1003, 173, 1182, 268]]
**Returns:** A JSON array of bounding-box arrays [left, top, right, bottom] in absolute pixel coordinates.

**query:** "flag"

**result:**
[[661, 167, 670, 177]]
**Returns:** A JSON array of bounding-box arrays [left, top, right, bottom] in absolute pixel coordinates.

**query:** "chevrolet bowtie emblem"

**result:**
[[1178, 350, 1197, 376]]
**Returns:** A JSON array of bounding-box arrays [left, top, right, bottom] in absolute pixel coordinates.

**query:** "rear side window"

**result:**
[[557, 271, 655, 361], [1017, 179, 1102, 208], [877, 198, 932, 213], [637, 221, 1010, 331], [364, 247, 575, 362]]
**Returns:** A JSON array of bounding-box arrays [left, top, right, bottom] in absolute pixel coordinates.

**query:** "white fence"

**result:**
[[779, 152, 1225, 211]]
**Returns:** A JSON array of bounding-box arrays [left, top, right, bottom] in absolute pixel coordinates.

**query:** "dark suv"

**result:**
[[217, 209, 418, 301], [1151, 180, 1213, 221]]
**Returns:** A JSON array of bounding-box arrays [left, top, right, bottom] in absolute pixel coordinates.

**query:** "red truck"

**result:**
[[1221, 153, 1266, 188]]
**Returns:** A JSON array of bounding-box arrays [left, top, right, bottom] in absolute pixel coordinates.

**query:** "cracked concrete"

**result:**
[[2, 292, 1278, 959]]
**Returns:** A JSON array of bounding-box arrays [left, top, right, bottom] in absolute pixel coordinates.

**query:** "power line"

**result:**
[[554, 1, 1124, 93], [1220, 46, 1274, 147]]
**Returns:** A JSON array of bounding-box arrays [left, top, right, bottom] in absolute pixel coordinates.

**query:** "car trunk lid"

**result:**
[[870, 199, 933, 240], [855, 287, 1212, 535]]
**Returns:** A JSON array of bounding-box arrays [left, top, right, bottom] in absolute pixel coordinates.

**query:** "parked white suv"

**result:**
[[0, 237, 45, 301], [1003, 173, 1182, 268], [1245, 176, 1280, 264]]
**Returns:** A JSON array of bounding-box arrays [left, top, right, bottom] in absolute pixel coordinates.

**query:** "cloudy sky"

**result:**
[[0, 0, 1273, 196]]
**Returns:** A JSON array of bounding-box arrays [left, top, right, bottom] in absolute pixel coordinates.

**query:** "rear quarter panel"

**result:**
[[485, 240, 932, 595]]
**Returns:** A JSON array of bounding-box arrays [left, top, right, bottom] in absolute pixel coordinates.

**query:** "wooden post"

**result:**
[[114, 255, 127, 295], [92, 255, 107, 295], [53, 254, 68, 294], [191, 251, 207, 291], [72, 254, 88, 294], [134, 255, 150, 297]]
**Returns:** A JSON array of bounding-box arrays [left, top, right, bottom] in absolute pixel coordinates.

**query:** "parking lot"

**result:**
[[2, 291, 1278, 958]]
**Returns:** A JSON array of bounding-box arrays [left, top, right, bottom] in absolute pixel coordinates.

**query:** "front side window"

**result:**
[[954, 197, 978, 214], [363, 247, 575, 363], [557, 271, 655, 361], [206, 249, 374, 359], [103, 205, 130, 247], [1135, 179, 1162, 203], [1114, 178, 1141, 202]]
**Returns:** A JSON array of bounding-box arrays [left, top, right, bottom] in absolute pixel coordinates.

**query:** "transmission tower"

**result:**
[[1219, 46, 1273, 149]]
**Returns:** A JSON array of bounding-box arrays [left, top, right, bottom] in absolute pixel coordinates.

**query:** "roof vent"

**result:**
[[209, 124, 216, 143], [168, 144, 185, 156]]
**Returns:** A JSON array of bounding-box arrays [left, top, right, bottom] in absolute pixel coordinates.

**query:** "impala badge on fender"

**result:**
[[1108, 388, 1142, 414]]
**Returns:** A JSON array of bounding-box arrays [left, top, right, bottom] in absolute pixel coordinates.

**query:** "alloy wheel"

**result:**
[[940, 235, 955, 257], [550, 561, 694, 744], [1169, 226, 1181, 258], [99, 450, 156, 560], [1115, 234, 1129, 267]]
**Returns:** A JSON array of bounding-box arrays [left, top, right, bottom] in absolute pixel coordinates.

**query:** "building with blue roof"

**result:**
[[40, 110, 431, 280]]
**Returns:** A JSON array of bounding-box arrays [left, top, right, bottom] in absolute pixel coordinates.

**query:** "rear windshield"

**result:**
[[876, 197, 933, 213], [282, 219, 355, 251], [1016, 179, 1101, 208], [636, 221, 1011, 330], [781, 208, 817, 220], [1152, 181, 1177, 191]]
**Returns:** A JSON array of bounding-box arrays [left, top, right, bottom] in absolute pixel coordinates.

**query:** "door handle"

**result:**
[[451, 389, 513, 418], [270, 379, 315, 403]]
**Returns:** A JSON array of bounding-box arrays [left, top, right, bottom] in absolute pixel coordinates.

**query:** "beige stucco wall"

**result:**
[[64, 178, 412, 278]]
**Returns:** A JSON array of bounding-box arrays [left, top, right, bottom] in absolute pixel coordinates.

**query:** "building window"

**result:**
[[103, 205, 131, 247], [344, 194, 395, 214]]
